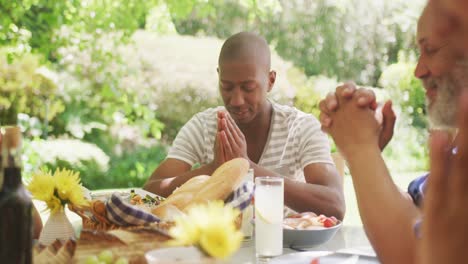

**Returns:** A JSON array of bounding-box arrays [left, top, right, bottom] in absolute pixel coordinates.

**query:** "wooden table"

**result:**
[[73, 227, 171, 263], [34, 192, 379, 263]]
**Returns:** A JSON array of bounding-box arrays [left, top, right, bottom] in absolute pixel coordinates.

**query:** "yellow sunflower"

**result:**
[[46, 195, 63, 213], [169, 215, 201, 246], [27, 168, 88, 212], [168, 201, 243, 259], [199, 221, 243, 259], [27, 170, 55, 202], [186, 201, 240, 230], [53, 168, 87, 207]]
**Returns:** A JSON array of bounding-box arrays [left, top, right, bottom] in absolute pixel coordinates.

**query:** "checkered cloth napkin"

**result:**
[[105, 181, 255, 226], [225, 181, 254, 211], [106, 193, 161, 226]]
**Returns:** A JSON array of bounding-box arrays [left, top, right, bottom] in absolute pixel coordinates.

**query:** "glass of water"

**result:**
[[255, 176, 284, 258]]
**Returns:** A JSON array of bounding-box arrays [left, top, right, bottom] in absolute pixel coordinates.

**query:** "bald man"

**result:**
[[144, 32, 345, 219]]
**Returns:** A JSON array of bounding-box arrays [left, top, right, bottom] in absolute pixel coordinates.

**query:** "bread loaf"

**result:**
[[173, 175, 210, 195], [190, 158, 250, 205], [151, 158, 250, 218], [151, 175, 209, 217]]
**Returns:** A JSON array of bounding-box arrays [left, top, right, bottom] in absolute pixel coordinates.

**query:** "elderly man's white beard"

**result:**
[[427, 58, 468, 130]]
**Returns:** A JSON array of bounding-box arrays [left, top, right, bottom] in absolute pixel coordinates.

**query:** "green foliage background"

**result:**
[[0, 0, 429, 189]]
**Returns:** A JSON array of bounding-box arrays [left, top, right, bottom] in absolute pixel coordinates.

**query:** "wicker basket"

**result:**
[[70, 197, 244, 233], [69, 202, 122, 231], [69, 202, 175, 232]]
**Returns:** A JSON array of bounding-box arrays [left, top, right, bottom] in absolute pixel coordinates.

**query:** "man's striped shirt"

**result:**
[[167, 101, 333, 182]]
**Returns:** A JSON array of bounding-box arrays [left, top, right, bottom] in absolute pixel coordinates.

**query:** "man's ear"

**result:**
[[217, 67, 220, 74], [268, 70, 276, 92]]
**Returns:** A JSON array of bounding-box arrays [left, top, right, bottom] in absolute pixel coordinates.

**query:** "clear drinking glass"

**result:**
[[255, 176, 284, 258]]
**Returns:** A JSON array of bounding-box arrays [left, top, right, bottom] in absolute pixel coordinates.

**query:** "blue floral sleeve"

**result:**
[[407, 173, 429, 207]]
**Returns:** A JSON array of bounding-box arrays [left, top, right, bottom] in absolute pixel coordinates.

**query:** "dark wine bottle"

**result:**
[[0, 126, 33, 264]]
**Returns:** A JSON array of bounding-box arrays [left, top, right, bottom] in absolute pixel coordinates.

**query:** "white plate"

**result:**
[[90, 188, 162, 201], [270, 251, 379, 264], [145, 246, 225, 264]]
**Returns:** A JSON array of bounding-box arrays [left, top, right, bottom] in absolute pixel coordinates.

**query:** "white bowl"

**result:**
[[283, 222, 342, 249]]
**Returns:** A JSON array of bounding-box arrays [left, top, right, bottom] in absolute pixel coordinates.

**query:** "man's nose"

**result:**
[[230, 88, 245, 106], [414, 58, 430, 79]]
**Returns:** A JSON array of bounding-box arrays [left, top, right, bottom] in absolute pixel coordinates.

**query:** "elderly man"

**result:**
[[144, 32, 345, 219], [419, 1, 468, 264], [318, 2, 466, 263]]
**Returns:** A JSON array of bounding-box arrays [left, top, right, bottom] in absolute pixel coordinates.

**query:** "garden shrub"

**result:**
[[23, 138, 110, 175], [0, 48, 64, 127], [23, 138, 168, 189], [382, 121, 429, 173], [379, 53, 426, 129], [291, 69, 339, 118]]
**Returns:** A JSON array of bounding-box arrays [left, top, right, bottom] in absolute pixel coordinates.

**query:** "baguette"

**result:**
[[190, 158, 249, 205], [152, 175, 209, 217], [151, 192, 193, 217], [173, 175, 210, 195], [152, 158, 250, 218]]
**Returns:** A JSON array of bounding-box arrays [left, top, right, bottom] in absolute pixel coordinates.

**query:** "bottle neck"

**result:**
[[3, 167, 22, 189], [2, 146, 21, 169], [2, 144, 22, 190], [0, 154, 3, 191]]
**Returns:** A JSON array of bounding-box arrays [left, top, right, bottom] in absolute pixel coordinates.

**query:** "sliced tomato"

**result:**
[[323, 218, 335, 228], [310, 258, 320, 264]]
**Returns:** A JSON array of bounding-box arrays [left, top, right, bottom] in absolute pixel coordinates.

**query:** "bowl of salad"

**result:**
[[283, 212, 342, 249]]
